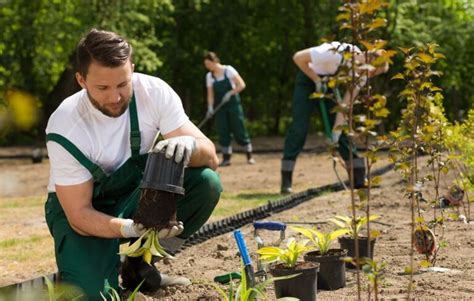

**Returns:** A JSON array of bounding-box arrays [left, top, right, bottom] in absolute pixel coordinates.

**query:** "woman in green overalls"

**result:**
[[204, 52, 255, 166]]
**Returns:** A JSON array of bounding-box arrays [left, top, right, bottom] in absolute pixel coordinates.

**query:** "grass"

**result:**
[[211, 192, 282, 219], [0, 235, 47, 249], [0, 196, 44, 208]]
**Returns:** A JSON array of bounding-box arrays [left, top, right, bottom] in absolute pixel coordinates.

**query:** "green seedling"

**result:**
[[256, 238, 312, 269], [119, 229, 172, 265], [100, 280, 144, 301], [209, 263, 299, 301], [362, 258, 386, 301], [329, 215, 380, 239], [291, 226, 348, 255]]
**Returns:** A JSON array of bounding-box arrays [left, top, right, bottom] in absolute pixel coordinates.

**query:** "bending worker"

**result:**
[[203, 51, 255, 166], [45, 29, 222, 299], [281, 41, 389, 193]]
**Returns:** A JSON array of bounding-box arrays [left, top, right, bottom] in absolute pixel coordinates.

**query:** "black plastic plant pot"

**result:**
[[304, 249, 347, 290], [133, 150, 185, 229], [345, 157, 366, 189], [270, 262, 319, 301], [141, 150, 185, 195], [338, 236, 376, 269]]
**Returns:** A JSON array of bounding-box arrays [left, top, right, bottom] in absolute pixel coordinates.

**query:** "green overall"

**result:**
[[212, 69, 251, 149], [44, 96, 222, 300], [282, 70, 358, 163]]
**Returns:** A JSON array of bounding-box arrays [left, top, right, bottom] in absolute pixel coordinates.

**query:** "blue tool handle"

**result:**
[[234, 230, 252, 266], [253, 221, 286, 231]]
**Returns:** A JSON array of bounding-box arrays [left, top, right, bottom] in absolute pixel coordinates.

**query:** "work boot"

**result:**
[[345, 158, 366, 189], [280, 171, 293, 194], [246, 152, 256, 164], [121, 256, 161, 292], [121, 256, 191, 292], [219, 154, 231, 167]]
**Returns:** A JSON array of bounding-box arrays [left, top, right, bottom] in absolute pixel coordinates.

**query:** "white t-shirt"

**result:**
[[205, 65, 238, 88], [46, 72, 188, 192], [309, 42, 361, 75]]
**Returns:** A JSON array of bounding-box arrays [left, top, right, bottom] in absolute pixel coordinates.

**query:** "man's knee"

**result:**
[[196, 168, 222, 206]]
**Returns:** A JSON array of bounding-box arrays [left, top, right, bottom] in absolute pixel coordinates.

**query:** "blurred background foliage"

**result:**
[[0, 0, 472, 145]]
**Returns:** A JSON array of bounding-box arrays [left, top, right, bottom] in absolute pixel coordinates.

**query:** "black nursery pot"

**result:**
[[304, 249, 347, 290], [141, 150, 185, 195], [338, 236, 376, 269], [270, 262, 319, 301]]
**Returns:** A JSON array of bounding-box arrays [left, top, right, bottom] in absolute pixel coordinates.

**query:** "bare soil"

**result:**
[[1, 136, 473, 300]]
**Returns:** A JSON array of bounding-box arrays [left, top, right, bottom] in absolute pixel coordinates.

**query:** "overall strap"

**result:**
[[46, 133, 106, 182], [129, 92, 141, 159]]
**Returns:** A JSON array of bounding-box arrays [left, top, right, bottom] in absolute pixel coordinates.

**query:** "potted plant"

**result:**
[[292, 226, 348, 290], [208, 263, 299, 301], [329, 215, 379, 268], [257, 238, 319, 301]]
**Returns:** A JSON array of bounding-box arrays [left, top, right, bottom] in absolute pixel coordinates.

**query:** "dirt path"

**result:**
[[152, 160, 474, 300]]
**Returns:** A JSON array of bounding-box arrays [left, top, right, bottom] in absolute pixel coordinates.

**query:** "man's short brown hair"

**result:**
[[76, 29, 133, 77]]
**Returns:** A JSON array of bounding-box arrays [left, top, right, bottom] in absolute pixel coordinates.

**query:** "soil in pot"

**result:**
[[338, 236, 376, 269], [133, 150, 185, 229], [304, 249, 347, 290], [270, 261, 319, 301]]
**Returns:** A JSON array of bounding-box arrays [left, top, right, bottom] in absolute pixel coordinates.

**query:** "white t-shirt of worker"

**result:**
[[46, 72, 188, 192], [309, 41, 361, 76], [205, 65, 239, 88]]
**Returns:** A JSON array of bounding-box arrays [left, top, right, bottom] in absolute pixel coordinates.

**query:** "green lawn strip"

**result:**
[[211, 191, 282, 219], [0, 196, 44, 208]]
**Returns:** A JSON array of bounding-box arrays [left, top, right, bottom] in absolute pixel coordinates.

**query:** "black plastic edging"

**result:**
[[180, 162, 394, 251], [1, 162, 394, 293]]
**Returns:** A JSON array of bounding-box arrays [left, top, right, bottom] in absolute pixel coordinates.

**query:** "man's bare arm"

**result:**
[[55, 180, 128, 237]]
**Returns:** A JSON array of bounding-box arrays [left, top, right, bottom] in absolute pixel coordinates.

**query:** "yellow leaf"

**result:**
[[419, 260, 431, 268], [143, 250, 152, 265], [417, 53, 434, 64], [336, 12, 351, 21], [310, 92, 325, 99], [370, 229, 381, 238], [369, 18, 387, 31], [361, 40, 375, 51], [391, 73, 405, 80], [398, 47, 413, 55], [371, 175, 382, 186], [374, 40, 388, 49], [415, 216, 425, 224]]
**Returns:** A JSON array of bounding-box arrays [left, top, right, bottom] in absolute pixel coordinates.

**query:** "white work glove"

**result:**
[[120, 219, 146, 238], [222, 91, 233, 103], [331, 131, 342, 143], [206, 105, 214, 119], [314, 78, 323, 93], [120, 219, 185, 239], [154, 136, 197, 166], [157, 221, 185, 239]]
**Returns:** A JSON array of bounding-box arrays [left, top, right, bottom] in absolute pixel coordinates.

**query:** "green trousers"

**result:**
[[215, 98, 251, 148], [283, 70, 358, 165], [45, 167, 222, 300]]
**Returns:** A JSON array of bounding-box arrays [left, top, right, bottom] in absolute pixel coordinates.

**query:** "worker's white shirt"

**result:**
[[46, 72, 188, 192], [205, 65, 239, 88], [309, 42, 361, 75]]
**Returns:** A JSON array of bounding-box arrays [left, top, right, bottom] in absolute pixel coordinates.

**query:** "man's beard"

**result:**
[[87, 91, 131, 118]]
